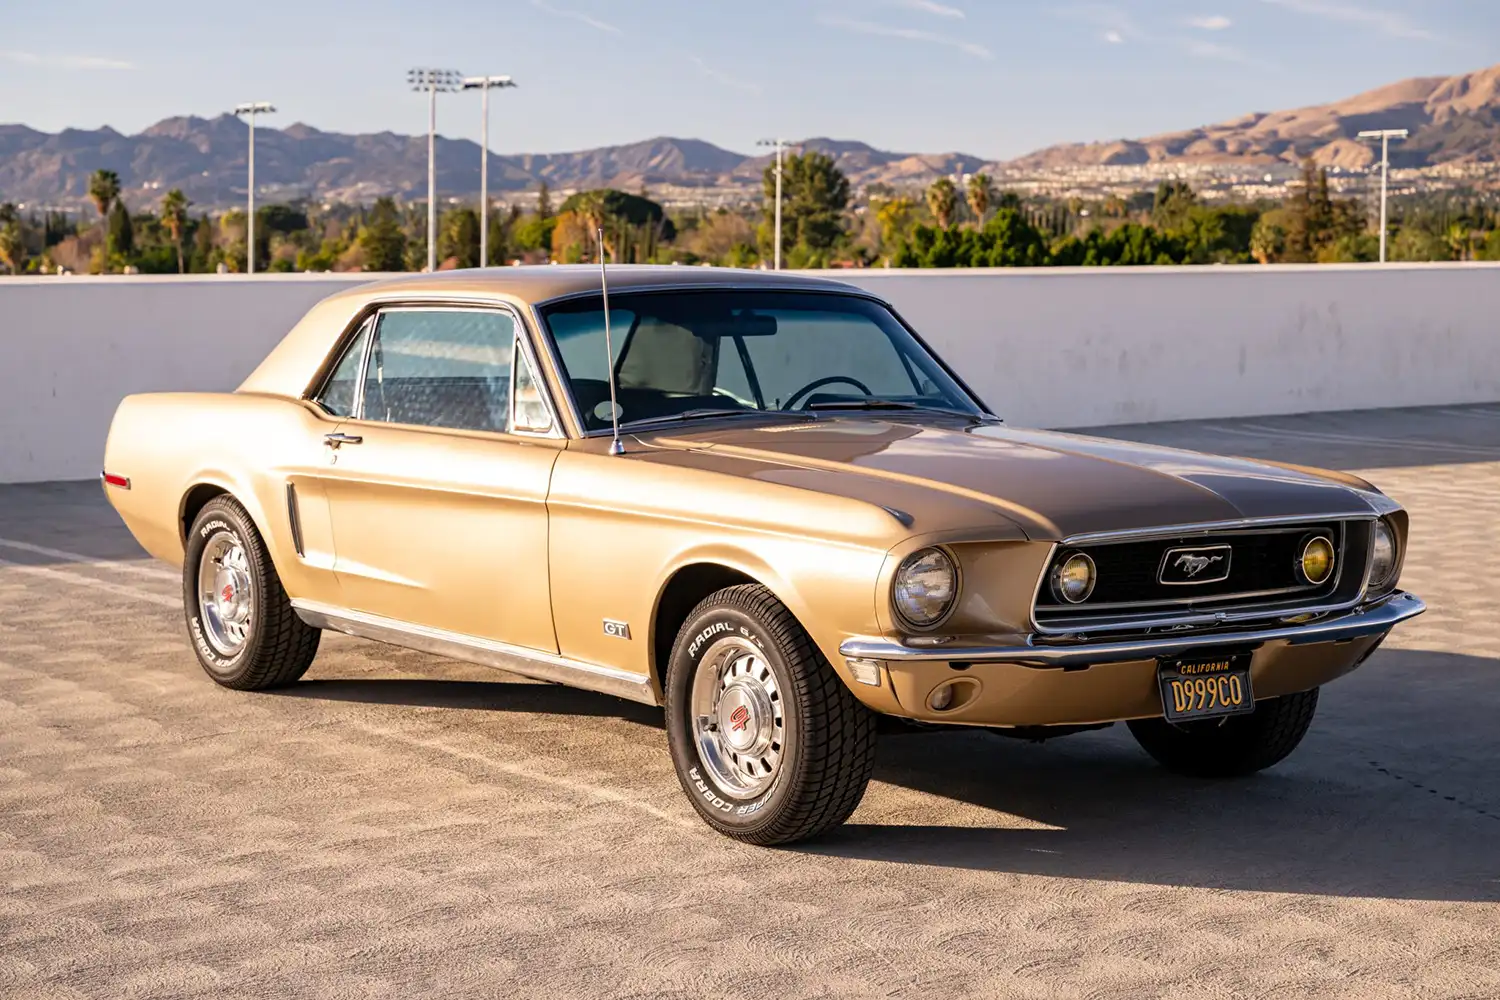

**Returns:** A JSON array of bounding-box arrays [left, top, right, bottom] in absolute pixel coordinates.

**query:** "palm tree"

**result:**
[[966, 173, 994, 227], [1446, 222, 1472, 262], [88, 169, 121, 220], [926, 178, 958, 229], [571, 191, 612, 260], [160, 188, 190, 274]]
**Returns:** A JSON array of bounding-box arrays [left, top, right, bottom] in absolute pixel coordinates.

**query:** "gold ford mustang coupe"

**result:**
[[103, 267, 1425, 844]]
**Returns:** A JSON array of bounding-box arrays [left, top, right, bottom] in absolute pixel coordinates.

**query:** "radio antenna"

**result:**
[[598, 227, 624, 456]]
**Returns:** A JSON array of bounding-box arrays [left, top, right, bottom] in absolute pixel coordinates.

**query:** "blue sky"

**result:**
[[4, 0, 1499, 159]]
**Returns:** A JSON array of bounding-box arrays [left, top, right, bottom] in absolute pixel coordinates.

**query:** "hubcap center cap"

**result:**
[[213, 565, 251, 624], [717, 679, 773, 755]]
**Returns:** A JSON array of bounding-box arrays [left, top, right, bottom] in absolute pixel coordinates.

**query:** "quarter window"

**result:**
[[316, 319, 371, 418], [360, 309, 515, 432]]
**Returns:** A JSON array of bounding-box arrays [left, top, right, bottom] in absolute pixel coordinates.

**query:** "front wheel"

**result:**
[[1127, 688, 1319, 778], [664, 585, 877, 845]]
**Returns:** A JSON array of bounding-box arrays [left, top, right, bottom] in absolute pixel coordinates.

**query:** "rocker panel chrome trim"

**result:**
[[291, 600, 658, 705]]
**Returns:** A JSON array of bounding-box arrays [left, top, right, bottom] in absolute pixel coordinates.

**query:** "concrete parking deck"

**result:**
[[2, 405, 1497, 999]]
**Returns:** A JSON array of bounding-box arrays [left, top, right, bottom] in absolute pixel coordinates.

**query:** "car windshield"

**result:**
[[538, 289, 984, 432]]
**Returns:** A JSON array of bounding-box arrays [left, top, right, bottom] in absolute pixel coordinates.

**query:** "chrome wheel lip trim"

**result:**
[[197, 531, 252, 657], [690, 636, 785, 801]]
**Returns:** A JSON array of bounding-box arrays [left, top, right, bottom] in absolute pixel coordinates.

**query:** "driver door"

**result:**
[[310, 305, 564, 653]]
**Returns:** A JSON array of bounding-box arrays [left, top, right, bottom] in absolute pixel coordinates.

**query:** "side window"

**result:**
[[361, 309, 515, 432], [316, 319, 372, 418], [512, 349, 554, 434]]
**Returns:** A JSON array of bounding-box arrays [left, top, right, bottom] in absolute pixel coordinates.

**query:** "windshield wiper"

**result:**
[[805, 399, 983, 419], [624, 408, 814, 428]]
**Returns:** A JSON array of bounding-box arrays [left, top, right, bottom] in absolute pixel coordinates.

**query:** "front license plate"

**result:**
[[1157, 653, 1254, 723]]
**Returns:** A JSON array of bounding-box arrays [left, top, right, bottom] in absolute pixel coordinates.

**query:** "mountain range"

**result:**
[[5, 62, 1500, 211]]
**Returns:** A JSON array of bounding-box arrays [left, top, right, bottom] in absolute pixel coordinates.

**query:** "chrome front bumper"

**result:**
[[840, 591, 1426, 669]]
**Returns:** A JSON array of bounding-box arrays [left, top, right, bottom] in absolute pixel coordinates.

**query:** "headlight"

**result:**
[[1368, 519, 1399, 591], [1051, 552, 1097, 604], [1299, 535, 1336, 585], [892, 548, 958, 628]]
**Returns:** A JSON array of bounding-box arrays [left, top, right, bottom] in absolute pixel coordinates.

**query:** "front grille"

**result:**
[[1034, 521, 1370, 632]]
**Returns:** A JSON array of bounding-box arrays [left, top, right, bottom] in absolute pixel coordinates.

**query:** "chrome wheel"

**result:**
[[197, 530, 253, 657], [690, 636, 785, 800]]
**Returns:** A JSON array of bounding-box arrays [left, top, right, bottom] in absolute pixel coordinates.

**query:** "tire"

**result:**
[[183, 496, 320, 690], [664, 584, 877, 845], [1127, 688, 1319, 778]]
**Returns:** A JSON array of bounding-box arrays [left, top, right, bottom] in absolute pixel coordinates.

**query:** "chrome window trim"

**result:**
[[531, 280, 884, 310], [527, 302, 588, 438], [1028, 517, 1370, 637], [307, 315, 375, 419], [508, 316, 563, 438], [331, 301, 565, 441], [530, 285, 992, 439]]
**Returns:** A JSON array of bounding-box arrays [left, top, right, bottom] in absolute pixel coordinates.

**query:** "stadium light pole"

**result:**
[[232, 102, 275, 274], [757, 138, 794, 270], [462, 75, 517, 268], [409, 68, 462, 272], [1357, 128, 1409, 263]]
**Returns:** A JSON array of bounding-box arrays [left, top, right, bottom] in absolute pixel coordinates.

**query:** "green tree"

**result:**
[[760, 151, 850, 264], [926, 177, 958, 229], [0, 222, 24, 274], [106, 199, 134, 260], [966, 173, 994, 227], [358, 197, 407, 271], [88, 169, 120, 220], [1151, 181, 1198, 233], [1250, 213, 1287, 264], [536, 181, 553, 220], [160, 189, 190, 274], [438, 207, 481, 268]]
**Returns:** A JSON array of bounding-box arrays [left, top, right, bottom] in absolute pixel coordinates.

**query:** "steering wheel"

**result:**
[[783, 376, 875, 410]]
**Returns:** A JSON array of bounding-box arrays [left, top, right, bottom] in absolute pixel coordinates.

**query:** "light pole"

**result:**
[[462, 75, 517, 268], [232, 102, 275, 274], [408, 68, 462, 272], [1357, 128, 1409, 263], [756, 138, 795, 270]]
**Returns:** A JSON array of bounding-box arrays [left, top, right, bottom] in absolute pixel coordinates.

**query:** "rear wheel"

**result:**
[[1127, 689, 1319, 778], [664, 584, 877, 845], [183, 496, 320, 690]]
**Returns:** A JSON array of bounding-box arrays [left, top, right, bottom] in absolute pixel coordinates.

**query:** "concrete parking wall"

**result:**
[[2, 264, 1498, 483]]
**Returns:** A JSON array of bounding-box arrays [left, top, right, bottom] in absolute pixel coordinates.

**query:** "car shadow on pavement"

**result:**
[[802, 650, 1500, 904], [276, 677, 666, 728]]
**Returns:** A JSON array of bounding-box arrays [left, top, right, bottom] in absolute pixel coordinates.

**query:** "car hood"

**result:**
[[644, 417, 1382, 541]]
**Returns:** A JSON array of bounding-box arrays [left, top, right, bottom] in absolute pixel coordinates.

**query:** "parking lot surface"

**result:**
[[2, 405, 1498, 999]]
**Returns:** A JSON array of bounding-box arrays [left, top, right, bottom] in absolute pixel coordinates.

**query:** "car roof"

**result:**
[[237, 266, 877, 404], [342, 264, 867, 305]]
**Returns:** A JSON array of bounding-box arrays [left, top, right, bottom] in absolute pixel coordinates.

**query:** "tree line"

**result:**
[[3, 157, 1499, 275]]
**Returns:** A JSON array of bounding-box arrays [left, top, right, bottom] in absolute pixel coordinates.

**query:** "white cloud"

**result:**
[[1, 50, 133, 70], [892, 0, 966, 18], [818, 15, 993, 59], [528, 0, 622, 35], [1258, 0, 1437, 41], [1062, 4, 1144, 45], [689, 56, 763, 96], [1188, 15, 1233, 30]]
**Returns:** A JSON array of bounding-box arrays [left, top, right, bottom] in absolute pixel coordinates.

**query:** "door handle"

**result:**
[[324, 432, 363, 448]]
